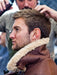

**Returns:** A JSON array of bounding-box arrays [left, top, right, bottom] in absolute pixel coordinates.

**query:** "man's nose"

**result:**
[[9, 31, 15, 39], [24, 0, 29, 7]]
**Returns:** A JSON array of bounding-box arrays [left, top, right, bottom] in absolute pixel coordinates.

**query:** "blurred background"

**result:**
[[40, 0, 57, 10]]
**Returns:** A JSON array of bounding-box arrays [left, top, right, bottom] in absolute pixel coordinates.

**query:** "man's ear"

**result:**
[[30, 28, 41, 42]]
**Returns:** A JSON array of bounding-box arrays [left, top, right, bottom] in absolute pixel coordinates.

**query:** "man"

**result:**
[[5, 9, 57, 75], [0, 0, 39, 58], [0, 0, 38, 11], [0, 0, 57, 59], [0, 32, 9, 75]]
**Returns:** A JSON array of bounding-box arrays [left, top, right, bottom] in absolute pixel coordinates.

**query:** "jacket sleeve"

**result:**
[[4, 71, 17, 75], [50, 18, 57, 34], [47, 18, 57, 59], [0, 14, 6, 32], [4, 71, 24, 75]]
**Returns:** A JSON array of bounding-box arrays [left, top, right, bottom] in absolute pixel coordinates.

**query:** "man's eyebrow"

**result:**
[[13, 26, 20, 29]]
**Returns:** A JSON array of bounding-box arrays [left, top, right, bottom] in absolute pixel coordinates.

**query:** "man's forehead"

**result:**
[[12, 18, 27, 28], [13, 18, 25, 25], [14, 18, 25, 23], [12, 23, 21, 29]]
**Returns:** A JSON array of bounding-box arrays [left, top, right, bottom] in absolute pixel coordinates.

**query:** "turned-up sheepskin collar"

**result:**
[[7, 38, 49, 72]]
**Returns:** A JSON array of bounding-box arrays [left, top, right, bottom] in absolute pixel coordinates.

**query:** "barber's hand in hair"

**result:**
[[0, 0, 9, 11], [35, 5, 57, 21]]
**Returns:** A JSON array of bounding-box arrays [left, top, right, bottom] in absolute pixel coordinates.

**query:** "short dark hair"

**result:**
[[13, 9, 51, 38]]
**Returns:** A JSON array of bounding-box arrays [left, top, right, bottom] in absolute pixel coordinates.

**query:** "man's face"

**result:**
[[10, 18, 30, 50], [16, 0, 38, 9]]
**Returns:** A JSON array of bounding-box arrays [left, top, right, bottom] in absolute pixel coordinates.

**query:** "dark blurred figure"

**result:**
[[0, 32, 9, 75]]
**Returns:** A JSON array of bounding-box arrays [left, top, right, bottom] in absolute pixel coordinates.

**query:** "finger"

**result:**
[[35, 5, 44, 12], [45, 13, 50, 18], [41, 10, 50, 18], [4, 0, 9, 4], [1, 0, 6, 10], [40, 9, 47, 13], [39, 9, 50, 17], [0, 2, 3, 11]]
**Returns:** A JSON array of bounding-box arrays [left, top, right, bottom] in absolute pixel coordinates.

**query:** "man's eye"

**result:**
[[28, 0, 32, 1], [19, 0, 24, 2], [16, 28, 19, 31]]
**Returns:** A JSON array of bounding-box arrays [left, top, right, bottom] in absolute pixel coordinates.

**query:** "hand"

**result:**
[[0, 0, 9, 11], [35, 5, 57, 21]]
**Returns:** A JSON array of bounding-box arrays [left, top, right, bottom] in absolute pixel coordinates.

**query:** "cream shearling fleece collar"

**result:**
[[7, 38, 49, 72]]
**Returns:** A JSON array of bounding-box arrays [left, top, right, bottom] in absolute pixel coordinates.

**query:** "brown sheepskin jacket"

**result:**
[[6, 38, 57, 75]]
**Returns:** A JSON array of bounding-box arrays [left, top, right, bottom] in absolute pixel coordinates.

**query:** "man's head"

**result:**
[[16, 0, 38, 9], [0, 32, 6, 47], [10, 9, 51, 50]]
